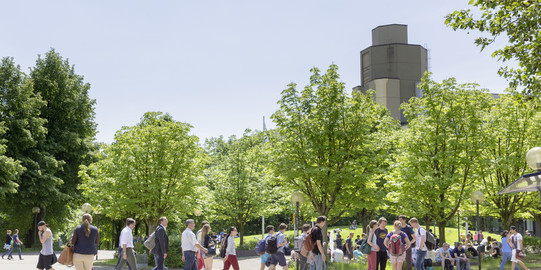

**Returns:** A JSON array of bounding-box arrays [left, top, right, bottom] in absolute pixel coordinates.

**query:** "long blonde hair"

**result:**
[[82, 213, 93, 237], [201, 224, 210, 243]]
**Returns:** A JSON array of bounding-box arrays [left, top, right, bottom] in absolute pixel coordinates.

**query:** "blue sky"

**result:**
[[1, 1, 510, 144]]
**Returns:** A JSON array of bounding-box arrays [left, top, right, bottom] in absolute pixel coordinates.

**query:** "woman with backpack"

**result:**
[[384, 220, 411, 270], [221, 227, 239, 270], [366, 220, 379, 270]]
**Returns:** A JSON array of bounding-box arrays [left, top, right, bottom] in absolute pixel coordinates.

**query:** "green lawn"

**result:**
[[236, 225, 503, 246]]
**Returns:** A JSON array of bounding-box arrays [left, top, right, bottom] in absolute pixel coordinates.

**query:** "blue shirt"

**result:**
[[277, 232, 286, 253], [501, 237, 512, 253]]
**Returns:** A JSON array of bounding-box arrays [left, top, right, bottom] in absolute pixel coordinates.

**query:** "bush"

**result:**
[[147, 235, 185, 269], [523, 236, 541, 253], [237, 238, 259, 251]]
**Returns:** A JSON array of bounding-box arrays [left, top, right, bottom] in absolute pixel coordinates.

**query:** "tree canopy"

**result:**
[[446, 0, 541, 95]]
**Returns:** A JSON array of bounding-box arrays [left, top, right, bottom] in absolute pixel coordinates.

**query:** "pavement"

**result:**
[[0, 251, 262, 270]]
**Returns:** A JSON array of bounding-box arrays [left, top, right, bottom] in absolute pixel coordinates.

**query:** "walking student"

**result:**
[[153, 217, 169, 270], [71, 213, 100, 270], [1, 230, 12, 259], [384, 220, 411, 270], [375, 217, 388, 270], [182, 219, 208, 270], [508, 226, 529, 270], [409, 218, 427, 270], [500, 230, 519, 270], [8, 229, 23, 260], [399, 215, 416, 270], [201, 223, 215, 270], [37, 221, 56, 270], [115, 218, 138, 270], [299, 224, 311, 270], [222, 227, 239, 270], [366, 220, 379, 270], [311, 216, 326, 270], [269, 223, 289, 270], [260, 225, 275, 270]]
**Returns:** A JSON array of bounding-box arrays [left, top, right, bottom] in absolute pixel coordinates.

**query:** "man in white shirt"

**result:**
[[409, 218, 426, 270], [115, 218, 137, 270], [509, 226, 528, 270], [182, 219, 208, 270]]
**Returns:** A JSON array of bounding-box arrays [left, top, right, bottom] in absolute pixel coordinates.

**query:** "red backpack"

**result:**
[[389, 233, 405, 256]]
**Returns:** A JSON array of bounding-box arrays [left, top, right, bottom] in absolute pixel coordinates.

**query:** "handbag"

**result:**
[[516, 250, 526, 261], [3, 244, 10, 250], [58, 245, 73, 266]]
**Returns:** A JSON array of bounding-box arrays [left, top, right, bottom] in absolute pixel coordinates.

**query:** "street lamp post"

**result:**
[[82, 203, 92, 213], [290, 192, 304, 270], [32, 207, 40, 249], [194, 209, 202, 230], [470, 191, 484, 270], [457, 210, 460, 243]]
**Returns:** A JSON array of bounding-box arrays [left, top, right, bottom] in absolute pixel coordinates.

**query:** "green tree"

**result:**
[[478, 91, 541, 228], [390, 75, 492, 243], [445, 1, 541, 95], [0, 123, 23, 196], [29, 49, 97, 223], [270, 64, 398, 240], [80, 112, 206, 234], [205, 130, 277, 245], [0, 57, 62, 239]]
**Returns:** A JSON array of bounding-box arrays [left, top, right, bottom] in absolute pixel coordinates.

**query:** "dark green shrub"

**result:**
[[523, 236, 541, 253], [147, 235, 185, 269]]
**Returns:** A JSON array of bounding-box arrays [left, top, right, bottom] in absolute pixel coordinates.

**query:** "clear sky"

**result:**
[[0, 0, 510, 144]]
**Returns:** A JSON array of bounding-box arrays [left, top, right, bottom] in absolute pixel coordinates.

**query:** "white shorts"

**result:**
[[511, 249, 521, 262]]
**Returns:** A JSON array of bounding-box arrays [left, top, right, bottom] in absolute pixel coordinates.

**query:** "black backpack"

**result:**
[[266, 232, 281, 254]]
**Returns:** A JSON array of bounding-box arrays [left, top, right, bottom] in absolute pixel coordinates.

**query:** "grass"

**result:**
[[236, 225, 503, 246], [327, 254, 541, 269]]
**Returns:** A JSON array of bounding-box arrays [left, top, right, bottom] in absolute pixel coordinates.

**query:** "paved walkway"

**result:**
[[0, 251, 262, 270]]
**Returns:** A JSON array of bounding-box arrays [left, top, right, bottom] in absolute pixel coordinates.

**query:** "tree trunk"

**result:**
[[438, 221, 447, 244], [146, 220, 158, 236], [239, 222, 245, 246]]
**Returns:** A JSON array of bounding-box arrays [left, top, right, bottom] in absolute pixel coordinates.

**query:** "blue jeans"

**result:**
[[414, 250, 426, 270], [183, 251, 197, 270], [153, 253, 165, 270], [500, 252, 519, 270], [8, 246, 21, 259], [312, 254, 326, 270]]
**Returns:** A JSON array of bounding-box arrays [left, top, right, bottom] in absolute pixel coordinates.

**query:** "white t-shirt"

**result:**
[[415, 227, 427, 251], [332, 249, 344, 262], [512, 233, 523, 250]]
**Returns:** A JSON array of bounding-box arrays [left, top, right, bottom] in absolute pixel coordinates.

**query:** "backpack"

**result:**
[[389, 233, 405, 256], [144, 229, 156, 250], [419, 227, 437, 250], [219, 237, 228, 258], [300, 228, 316, 257], [359, 237, 372, 255], [255, 236, 267, 255], [266, 232, 281, 254]]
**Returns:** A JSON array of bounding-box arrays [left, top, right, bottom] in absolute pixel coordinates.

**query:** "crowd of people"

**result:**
[[0, 213, 533, 270]]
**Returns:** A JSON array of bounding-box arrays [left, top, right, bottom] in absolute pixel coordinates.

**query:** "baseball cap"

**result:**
[[37, 221, 48, 226]]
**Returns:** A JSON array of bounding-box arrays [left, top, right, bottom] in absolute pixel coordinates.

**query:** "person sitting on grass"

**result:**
[[490, 241, 501, 258], [451, 243, 471, 270], [435, 243, 454, 269]]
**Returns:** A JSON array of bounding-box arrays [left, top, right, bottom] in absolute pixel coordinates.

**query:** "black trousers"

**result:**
[[376, 251, 388, 270]]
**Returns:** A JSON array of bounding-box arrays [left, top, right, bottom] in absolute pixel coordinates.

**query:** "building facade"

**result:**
[[354, 24, 428, 124]]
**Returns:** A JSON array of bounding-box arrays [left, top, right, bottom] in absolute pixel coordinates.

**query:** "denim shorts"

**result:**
[[261, 253, 270, 263], [271, 252, 287, 266]]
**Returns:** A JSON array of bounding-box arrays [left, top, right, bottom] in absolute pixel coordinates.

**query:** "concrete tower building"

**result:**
[[354, 24, 428, 124]]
